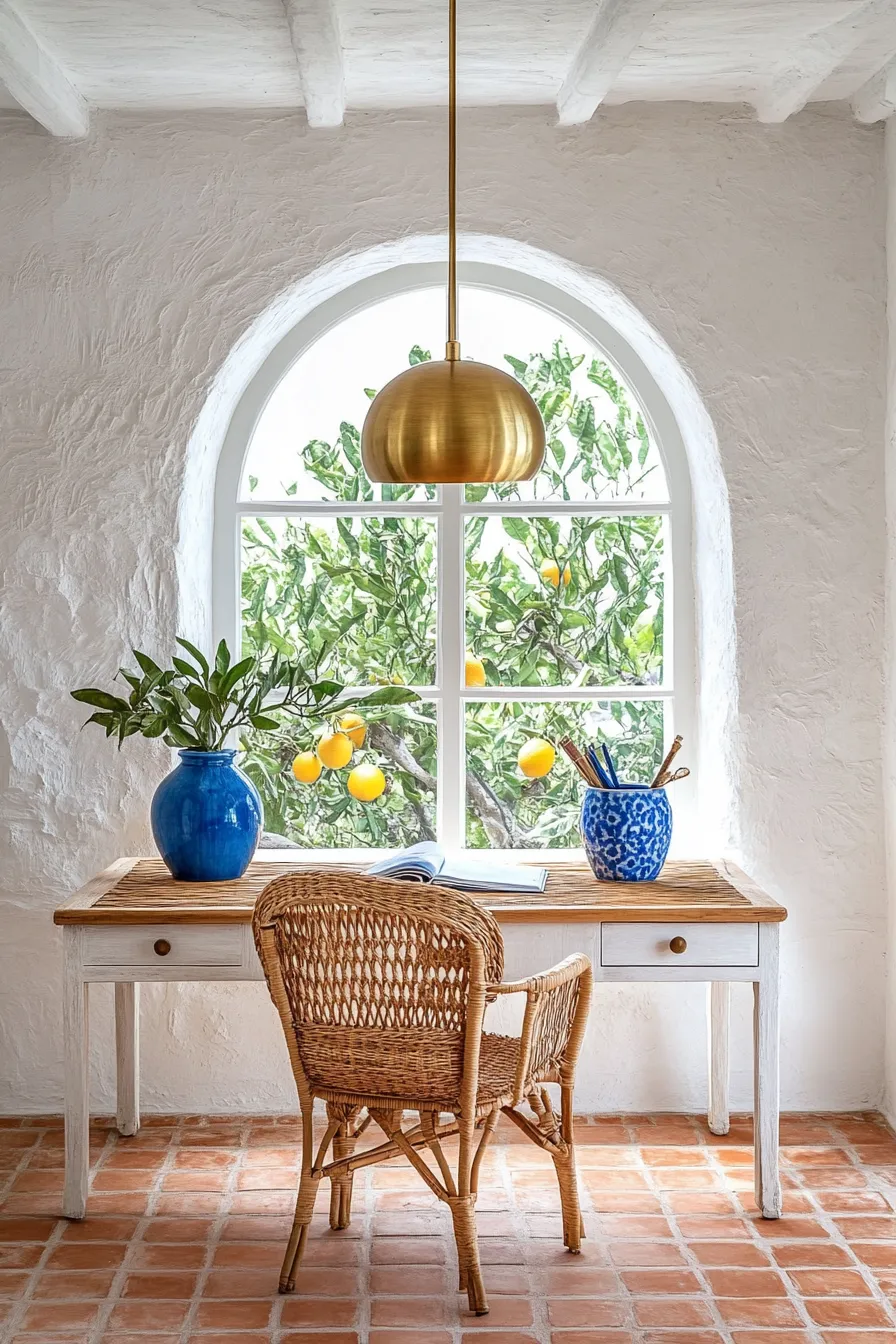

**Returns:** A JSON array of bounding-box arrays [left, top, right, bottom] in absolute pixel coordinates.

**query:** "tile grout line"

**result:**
[[0, 1120, 112, 1344], [175, 1117, 250, 1344], [702, 1123, 826, 1343], [787, 1122, 896, 1336], [632, 1114, 738, 1344]]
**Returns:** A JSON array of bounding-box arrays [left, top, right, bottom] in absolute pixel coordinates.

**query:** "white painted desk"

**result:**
[[54, 855, 785, 1222]]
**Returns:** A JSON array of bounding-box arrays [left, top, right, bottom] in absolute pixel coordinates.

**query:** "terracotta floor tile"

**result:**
[[805, 1298, 894, 1326], [369, 1265, 449, 1295], [675, 1216, 750, 1240], [815, 1188, 892, 1212], [0, 1269, 30, 1297], [106, 1301, 191, 1330], [549, 1333, 635, 1344], [280, 1296, 358, 1326], [787, 1268, 873, 1296], [715, 1297, 804, 1327], [666, 1192, 736, 1214], [460, 1334, 539, 1344], [834, 1215, 896, 1238], [771, 1241, 856, 1268], [370, 1295, 451, 1325], [367, 1333, 451, 1344], [703, 1269, 788, 1297], [369, 1237, 448, 1265], [691, 1242, 771, 1268], [632, 1298, 714, 1327], [607, 1242, 688, 1267], [548, 1299, 630, 1328], [620, 1269, 702, 1294], [279, 1334, 358, 1344], [186, 1335, 269, 1344], [192, 1299, 274, 1329], [20, 1302, 100, 1330], [730, 1333, 810, 1344], [121, 1271, 199, 1298], [129, 1240, 207, 1269], [818, 1334, 896, 1344], [650, 1168, 719, 1190], [542, 1266, 620, 1296], [142, 1216, 214, 1242], [638, 1333, 723, 1344], [0, 1245, 43, 1269]]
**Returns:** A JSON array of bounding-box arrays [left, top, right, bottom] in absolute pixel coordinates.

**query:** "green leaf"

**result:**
[[132, 650, 162, 678], [501, 517, 531, 544], [71, 688, 131, 712], [166, 724, 201, 749], [249, 714, 280, 731], [215, 639, 231, 677], [408, 345, 431, 365], [175, 638, 210, 679]]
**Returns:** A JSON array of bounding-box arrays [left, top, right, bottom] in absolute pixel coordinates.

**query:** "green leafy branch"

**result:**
[[72, 638, 418, 752]]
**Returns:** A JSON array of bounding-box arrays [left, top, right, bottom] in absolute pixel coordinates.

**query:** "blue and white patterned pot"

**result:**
[[581, 784, 672, 882]]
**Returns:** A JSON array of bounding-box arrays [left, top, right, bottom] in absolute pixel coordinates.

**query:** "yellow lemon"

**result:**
[[465, 652, 486, 687], [291, 751, 322, 784], [338, 713, 367, 748], [540, 559, 561, 588], [518, 737, 556, 779], [317, 731, 353, 770], [347, 763, 386, 802], [562, 563, 572, 586]]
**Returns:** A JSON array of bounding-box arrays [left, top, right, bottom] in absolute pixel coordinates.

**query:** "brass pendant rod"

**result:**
[[446, 0, 460, 361]]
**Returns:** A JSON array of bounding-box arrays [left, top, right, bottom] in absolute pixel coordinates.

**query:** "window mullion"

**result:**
[[437, 484, 465, 848]]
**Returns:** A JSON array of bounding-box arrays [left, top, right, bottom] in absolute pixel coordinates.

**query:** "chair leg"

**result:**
[[449, 1194, 488, 1315], [328, 1125, 357, 1231], [552, 1084, 583, 1254], [280, 1169, 320, 1292]]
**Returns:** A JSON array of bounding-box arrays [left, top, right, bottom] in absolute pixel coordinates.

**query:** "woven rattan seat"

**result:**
[[253, 869, 592, 1316]]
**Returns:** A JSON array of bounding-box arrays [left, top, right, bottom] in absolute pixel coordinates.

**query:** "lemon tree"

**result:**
[[239, 339, 664, 849]]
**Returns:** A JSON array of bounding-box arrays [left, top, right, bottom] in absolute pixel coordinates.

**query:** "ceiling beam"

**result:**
[[0, 0, 87, 137], [282, 0, 345, 128], [755, 0, 896, 124], [852, 59, 896, 121], [557, 0, 664, 127]]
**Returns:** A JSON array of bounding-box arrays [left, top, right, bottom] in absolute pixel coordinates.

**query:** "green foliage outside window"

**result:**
[[238, 341, 667, 849]]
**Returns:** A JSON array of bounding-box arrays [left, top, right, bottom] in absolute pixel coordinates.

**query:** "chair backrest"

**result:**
[[253, 870, 504, 1109]]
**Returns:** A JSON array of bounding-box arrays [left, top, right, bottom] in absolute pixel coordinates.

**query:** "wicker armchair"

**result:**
[[253, 870, 592, 1316]]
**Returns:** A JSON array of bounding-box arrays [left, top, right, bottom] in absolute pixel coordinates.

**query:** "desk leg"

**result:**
[[753, 924, 781, 1218], [708, 982, 730, 1135], [115, 983, 140, 1137], [63, 929, 89, 1220]]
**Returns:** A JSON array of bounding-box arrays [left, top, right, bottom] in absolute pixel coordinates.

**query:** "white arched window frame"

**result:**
[[213, 261, 696, 853]]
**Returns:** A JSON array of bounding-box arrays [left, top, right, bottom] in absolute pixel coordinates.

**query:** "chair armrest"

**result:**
[[487, 954, 592, 1105]]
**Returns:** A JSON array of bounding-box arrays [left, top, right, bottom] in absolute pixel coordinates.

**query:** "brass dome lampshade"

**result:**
[[361, 0, 546, 484]]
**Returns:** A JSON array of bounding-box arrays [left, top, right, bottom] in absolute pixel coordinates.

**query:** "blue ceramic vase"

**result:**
[[581, 784, 672, 882], [150, 750, 263, 882]]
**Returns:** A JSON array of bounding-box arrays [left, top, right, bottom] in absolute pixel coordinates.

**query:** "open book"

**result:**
[[367, 841, 547, 894]]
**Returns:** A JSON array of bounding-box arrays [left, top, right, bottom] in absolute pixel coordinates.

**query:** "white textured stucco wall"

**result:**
[[0, 103, 886, 1115]]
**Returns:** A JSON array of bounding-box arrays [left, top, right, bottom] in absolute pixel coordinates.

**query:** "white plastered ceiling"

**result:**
[[2, 0, 896, 135]]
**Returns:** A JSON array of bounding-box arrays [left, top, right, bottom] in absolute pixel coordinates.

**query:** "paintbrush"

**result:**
[[651, 734, 683, 788], [559, 737, 603, 788]]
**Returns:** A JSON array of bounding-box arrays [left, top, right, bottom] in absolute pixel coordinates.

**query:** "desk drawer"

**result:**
[[601, 922, 759, 968], [83, 924, 244, 968]]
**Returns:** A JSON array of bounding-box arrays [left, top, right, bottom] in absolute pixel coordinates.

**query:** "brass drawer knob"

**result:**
[[669, 936, 687, 955], [153, 938, 171, 957]]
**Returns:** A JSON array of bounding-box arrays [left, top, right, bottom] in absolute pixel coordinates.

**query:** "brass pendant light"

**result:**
[[360, 0, 546, 484]]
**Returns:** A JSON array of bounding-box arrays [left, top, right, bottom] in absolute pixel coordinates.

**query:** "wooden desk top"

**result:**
[[54, 855, 785, 927]]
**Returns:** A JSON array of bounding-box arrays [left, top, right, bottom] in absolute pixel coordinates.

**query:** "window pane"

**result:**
[[240, 703, 437, 848], [240, 290, 445, 503], [465, 699, 664, 849], [464, 341, 667, 504], [465, 516, 664, 688], [242, 515, 437, 685]]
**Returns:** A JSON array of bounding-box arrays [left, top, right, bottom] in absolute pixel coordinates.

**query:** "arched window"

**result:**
[[214, 268, 693, 852]]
